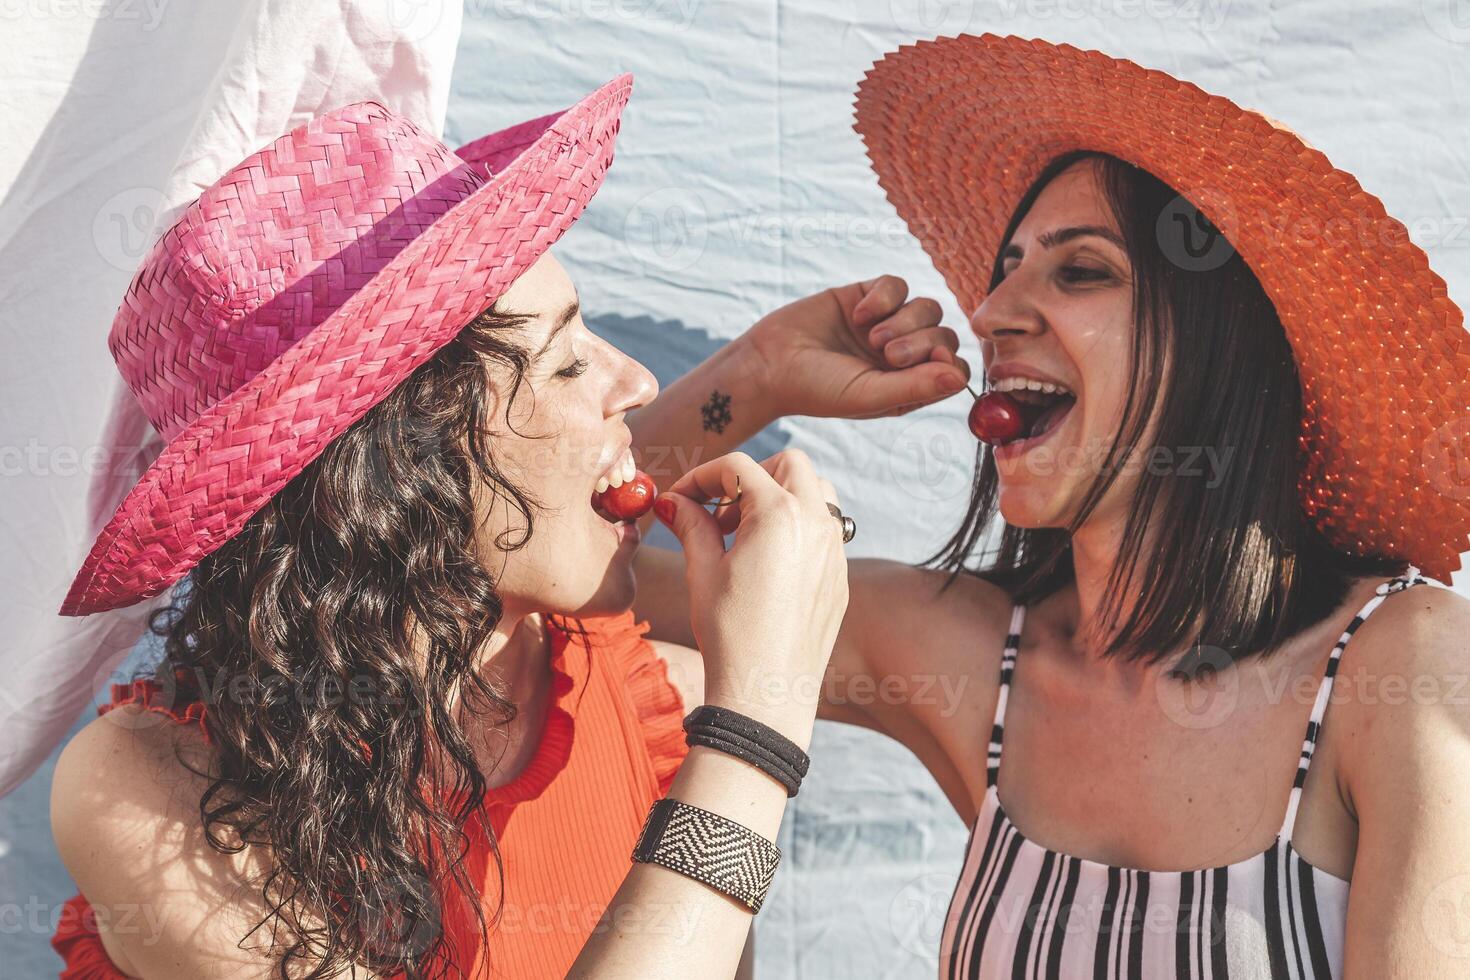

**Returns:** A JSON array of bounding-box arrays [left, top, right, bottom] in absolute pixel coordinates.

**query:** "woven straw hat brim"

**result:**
[[61, 75, 632, 616], [853, 33, 1470, 580]]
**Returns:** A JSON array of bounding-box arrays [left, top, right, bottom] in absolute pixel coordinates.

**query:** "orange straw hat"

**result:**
[[853, 33, 1470, 581]]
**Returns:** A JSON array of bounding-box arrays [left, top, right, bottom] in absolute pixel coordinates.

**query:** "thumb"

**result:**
[[852, 360, 969, 416], [654, 493, 726, 578]]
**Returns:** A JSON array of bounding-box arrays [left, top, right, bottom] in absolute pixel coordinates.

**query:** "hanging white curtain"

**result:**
[[0, 0, 464, 800]]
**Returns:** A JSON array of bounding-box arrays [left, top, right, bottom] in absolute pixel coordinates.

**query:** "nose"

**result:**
[[968, 268, 1044, 345], [612, 350, 659, 416]]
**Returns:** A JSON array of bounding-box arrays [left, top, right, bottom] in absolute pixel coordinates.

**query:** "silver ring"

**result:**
[[826, 503, 856, 543]]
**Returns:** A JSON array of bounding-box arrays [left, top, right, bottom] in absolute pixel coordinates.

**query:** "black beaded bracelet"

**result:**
[[682, 704, 812, 796], [631, 798, 782, 913], [684, 723, 803, 796]]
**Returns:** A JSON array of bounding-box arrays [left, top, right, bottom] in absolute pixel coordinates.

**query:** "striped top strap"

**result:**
[[1278, 563, 1430, 840], [985, 602, 1027, 789]]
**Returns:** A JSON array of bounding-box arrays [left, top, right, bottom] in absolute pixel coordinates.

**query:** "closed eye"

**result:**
[[557, 356, 590, 379]]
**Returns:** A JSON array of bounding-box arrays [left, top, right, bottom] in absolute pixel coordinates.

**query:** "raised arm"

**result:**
[[624, 275, 972, 540]]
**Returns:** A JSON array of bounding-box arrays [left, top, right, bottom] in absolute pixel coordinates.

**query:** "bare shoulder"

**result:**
[[839, 557, 1016, 717], [51, 707, 355, 977], [823, 559, 1017, 818], [1328, 580, 1470, 966], [1330, 581, 1470, 817]]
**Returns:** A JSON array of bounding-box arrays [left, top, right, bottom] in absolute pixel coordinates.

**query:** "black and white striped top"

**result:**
[[939, 565, 1429, 979]]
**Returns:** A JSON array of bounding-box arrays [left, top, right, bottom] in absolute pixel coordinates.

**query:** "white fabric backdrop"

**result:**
[[5, 1, 1469, 976], [0, 1, 462, 974]]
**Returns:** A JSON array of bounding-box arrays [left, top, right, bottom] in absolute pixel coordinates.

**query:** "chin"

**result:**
[[547, 568, 639, 620], [997, 491, 1070, 531]]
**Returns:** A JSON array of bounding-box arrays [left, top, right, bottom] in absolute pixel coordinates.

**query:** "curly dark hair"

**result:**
[[137, 303, 551, 978]]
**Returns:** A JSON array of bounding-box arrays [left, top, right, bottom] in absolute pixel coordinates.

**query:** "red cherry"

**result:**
[[593, 470, 659, 521], [968, 391, 1027, 444]]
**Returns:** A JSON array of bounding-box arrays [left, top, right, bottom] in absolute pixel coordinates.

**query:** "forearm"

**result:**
[[567, 696, 810, 978], [627, 338, 779, 536]]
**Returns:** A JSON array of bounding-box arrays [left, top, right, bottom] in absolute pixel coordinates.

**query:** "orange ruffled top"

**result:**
[[50, 609, 689, 979]]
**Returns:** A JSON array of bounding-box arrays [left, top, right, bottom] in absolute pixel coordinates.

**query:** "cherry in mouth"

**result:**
[[968, 390, 1075, 446], [591, 470, 658, 523]]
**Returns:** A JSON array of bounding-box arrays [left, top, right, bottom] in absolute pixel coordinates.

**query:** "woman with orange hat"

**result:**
[[44, 73, 977, 979], [634, 33, 1470, 977]]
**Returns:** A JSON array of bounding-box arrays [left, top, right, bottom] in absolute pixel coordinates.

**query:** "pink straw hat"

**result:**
[[61, 74, 634, 617]]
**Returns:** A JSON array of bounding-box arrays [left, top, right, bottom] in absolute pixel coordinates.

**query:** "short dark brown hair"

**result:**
[[925, 150, 1407, 676]]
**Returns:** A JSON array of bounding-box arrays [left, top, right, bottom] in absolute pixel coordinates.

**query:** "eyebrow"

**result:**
[[1000, 225, 1126, 261], [533, 298, 580, 361]]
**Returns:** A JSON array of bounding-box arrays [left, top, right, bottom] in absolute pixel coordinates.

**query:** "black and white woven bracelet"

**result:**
[[631, 798, 782, 913]]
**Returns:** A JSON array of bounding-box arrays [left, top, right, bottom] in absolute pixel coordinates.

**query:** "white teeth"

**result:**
[[992, 376, 1072, 396], [596, 449, 635, 494]]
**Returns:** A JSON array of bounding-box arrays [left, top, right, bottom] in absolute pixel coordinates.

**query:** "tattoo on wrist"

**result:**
[[701, 390, 733, 434]]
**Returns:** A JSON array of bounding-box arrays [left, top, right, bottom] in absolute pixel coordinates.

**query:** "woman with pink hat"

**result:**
[[638, 33, 1470, 977], [46, 75, 971, 978]]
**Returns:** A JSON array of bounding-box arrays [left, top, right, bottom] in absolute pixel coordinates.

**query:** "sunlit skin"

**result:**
[[473, 249, 658, 619], [971, 157, 1178, 663], [457, 249, 660, 782], [975, 158, 1133, 528]]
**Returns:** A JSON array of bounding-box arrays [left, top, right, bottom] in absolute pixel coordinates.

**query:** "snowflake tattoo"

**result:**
[[701, 390, 733, 434]]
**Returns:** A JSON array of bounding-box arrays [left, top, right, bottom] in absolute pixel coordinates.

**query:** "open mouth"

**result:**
[[1006, 387, 1077, 443], [590, 448, 637, 525]]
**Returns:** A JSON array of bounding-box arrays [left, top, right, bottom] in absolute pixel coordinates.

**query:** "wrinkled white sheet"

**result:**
[[5, 1, 1469, 976], [0, 21, 464, 976]]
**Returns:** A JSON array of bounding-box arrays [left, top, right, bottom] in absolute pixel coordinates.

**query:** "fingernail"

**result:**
[[653, 496, 676, 529], [870, 329, 892, 348], [943, 374, 967, 393]]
